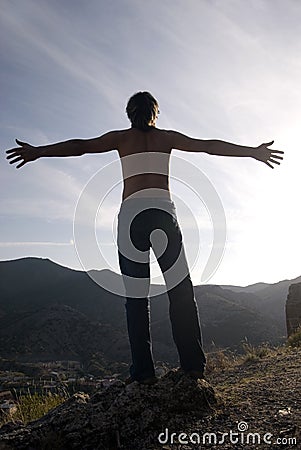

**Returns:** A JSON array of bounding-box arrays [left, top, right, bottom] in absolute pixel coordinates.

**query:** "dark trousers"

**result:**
[[117, 197, 206, 381]]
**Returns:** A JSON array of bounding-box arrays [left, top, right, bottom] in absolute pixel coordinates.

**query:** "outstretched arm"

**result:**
[[169, 131, 284, 169], [6, 131, 120, 169]]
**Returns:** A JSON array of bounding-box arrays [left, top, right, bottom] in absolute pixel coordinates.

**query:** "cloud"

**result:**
[[0, 0, 131, 119], [0, 241, 72, 247]]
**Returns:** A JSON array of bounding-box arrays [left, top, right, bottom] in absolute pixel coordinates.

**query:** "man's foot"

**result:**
[[184, 370, 205, 380], [125, 375, 158, 386]]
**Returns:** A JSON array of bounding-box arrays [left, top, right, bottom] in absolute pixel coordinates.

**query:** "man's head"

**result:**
[[126, 91, 159, 131]]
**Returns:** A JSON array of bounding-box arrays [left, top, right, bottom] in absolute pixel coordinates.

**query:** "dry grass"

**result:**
[[0, 389, 69, 427], [205, 349, 236, 375], [240, 341, 274, 363]]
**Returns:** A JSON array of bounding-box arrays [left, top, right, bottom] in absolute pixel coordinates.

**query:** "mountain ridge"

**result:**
[[0, 257, 297, 367]]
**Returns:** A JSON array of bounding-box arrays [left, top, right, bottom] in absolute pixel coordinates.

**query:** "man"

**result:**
[[6, 91, 283, 385]]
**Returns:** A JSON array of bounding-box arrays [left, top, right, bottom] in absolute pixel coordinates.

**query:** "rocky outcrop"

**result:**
[[286, 283, 301, 337], [0, 369, 218, 450]]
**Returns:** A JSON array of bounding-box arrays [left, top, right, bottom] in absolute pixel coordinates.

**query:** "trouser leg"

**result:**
[[165, 273, 206, 372], [117, 210, 155, 381], [151, 210, 206, 372]]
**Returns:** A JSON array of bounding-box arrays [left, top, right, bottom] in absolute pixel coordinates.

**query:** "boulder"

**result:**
[[0, 369, 218, 450], [286, 283, 301, 337]]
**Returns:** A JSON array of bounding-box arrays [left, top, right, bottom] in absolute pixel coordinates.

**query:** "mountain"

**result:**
[[0, 303, 129, 366], [219, 275, 301, 336], [0, 257, 298, 366], [0, 258, 124, 324], [221, 281, 271, 293]]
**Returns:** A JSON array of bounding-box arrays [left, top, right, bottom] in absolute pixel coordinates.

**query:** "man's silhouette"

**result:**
[[6, 91, 283, 384]]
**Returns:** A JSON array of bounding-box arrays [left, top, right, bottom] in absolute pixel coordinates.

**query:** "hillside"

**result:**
[[0, 304, 129, 373], [0, 258, 298, 367], [221, 275, 301, 332]]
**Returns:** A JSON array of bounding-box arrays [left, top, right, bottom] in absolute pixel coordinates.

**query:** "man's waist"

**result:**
[[119, 195, 176, 212]]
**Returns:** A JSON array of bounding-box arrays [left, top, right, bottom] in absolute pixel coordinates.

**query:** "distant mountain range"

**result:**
[[0, 258, 300, 368]]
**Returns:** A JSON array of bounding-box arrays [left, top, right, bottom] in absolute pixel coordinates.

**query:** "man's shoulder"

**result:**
[[113, 127, 176, 142], [108, 127, 177, 135]]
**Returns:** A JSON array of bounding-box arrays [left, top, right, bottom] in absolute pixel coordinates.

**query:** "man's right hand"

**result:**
[[6, 139, 40, 169]]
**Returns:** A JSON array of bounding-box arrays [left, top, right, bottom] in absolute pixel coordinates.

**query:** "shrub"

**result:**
[[287, 326, 301, 348], [241, 341, 272, 363], [205, 349, 236, 374]]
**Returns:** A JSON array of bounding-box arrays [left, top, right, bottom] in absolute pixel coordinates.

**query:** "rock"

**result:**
[[286, 283, 301, 336], [0, 369, 218, 450]]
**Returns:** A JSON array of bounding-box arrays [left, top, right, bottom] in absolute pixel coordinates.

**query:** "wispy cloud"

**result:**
[[0, 241, 73, 247], [0, 0, 130, 120]]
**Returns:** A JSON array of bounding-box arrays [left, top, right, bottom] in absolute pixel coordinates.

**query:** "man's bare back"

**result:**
[[117, 127, 172, 200]]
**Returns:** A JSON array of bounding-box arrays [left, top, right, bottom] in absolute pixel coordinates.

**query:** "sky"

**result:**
[[1, 0, 300, 287]]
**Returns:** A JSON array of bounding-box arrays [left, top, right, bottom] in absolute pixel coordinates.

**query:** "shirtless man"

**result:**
[[6, 91, 284, 384]]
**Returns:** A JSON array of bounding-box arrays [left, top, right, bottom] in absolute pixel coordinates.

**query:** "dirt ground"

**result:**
[[182, 346, 301, 450]]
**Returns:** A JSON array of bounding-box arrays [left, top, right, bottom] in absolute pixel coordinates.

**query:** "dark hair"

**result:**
[[126, 91, 159, 131]]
